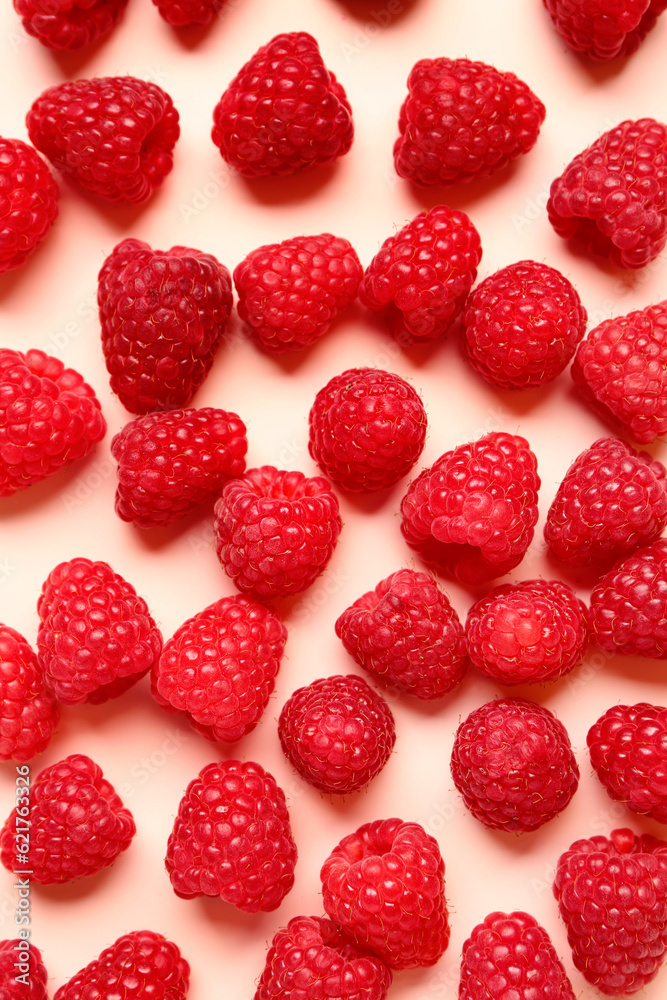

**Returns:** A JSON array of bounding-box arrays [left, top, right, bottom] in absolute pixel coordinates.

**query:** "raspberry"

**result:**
[[214, 466, 342, 599], [37, 557, 163, 705], [0, 137, 58, 273], [308, 369, 427, 492], [166, 759, 297, 912], [212, 32, 353, 178], [151, 595, 287, 744], [462, 260, 587, 390], [393, 57, 545, 188], [543, 0, 667, 61], [53, 930, 189, 1000], [0, 349, 105, 497], [589, 539, 667, 657], [254, 916, 392, 1000], [0, 623, 58, 761], [358, 205, 482, 344], [0, 753, 135, 885], [553, 827, 667, 995], [278, 674, 396, 794], [547, 118, 667, 269], [151, 0, 224, 26], [335, 569, 467, 700], [465, 580, 588, 685], [13, 0, 127, 49], [450, 698, 579, 832], [99, 238, 233, 413], [320, 817, 450, 970], [571, 301, 667, 443], [400, 432, 540, 586], [27, 76, 180, 204], [111, 407, 247, 530], [0, 940, 48, 1000]]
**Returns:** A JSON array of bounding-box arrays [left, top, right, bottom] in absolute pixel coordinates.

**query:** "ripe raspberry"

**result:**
[[214, 466, 342, 599], [547, 118, 667, 269], [393, 57, 545, 188], [450, 698, 579, 832], [0, 137, 58, 273], [0, 348, 105, 497], [589, 539, 667, 657], [0, 623, 58, 761], [543, 0, 667, 61], [400, 432, 540, 586], [0, 940, 48, 1000], [27, 76, 180, 204], [358, 205, 482, 344], [152, 0, 224, 27], [13, 0, 127, 49], [254, 916, 392, 1000], [212, 32, 353, 178], [320, 817, 450, 970], [233, 234, 362, 354], [462, 260, 587, 389], [151, 595, 286, 744], [308, 369, 427, 493], [553, 827, 667, 995], [37, 557, 163, 705], [98, 238, 233, 413], [278, 674, 396, 794], [335, 569, 467, 700], [465, 580, 588, 685], [0, 753, 135, 885], [166, 759, 297, 912]]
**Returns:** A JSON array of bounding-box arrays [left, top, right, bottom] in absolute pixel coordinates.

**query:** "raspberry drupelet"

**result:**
[[0, 623, 58, 761], [0, 939, 48, 1000], [0, 137, 58, 273], [13, 0, 128, 49], [543, 0, 667, 61], [152, 0, 225, 26]]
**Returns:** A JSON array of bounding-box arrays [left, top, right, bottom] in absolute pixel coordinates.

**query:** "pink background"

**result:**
[[2, 0, 667, 996]]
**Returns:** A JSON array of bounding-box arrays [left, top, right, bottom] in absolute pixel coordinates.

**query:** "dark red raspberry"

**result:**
[[465, 580, 588, 685], [212, 32, 353, 178], [400, 432, 540, 586], [308, 369, 427, 493], [450, 698, 579, 832], [335, 569, 466, 700], [99, 238, 233, 414], [0, 348, 105, 497], [547, 118, 667, 269], [53, 930, 189, 1000], [359, 205, 482, 344], [553, 827, 667, 995], [14, 0, 127, 49], [0, 753, 135, 885], [543, 0, 667, 61], [393, 57, 545, 188], [462, 260, 587, 389], [27, 76, 180, 204], [166, 759, 297, 912], [589, 539, 667, 657], [152, 595, 287, 744], [254, 916, 392, 1000], [111, 407, 247, 530], [214, 466, 342, 599], [152, 0, 224, 26], [0, 940, 48, 1000], [320, 817, 450, 970], [0, 623, 58, 761], [234, 234, 362, 354], [0, 137, 58, 274], [37, 557, 163, 705], [278, 674, 396, 794]]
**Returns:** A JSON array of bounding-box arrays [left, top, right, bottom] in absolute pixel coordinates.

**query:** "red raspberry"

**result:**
[[37, 557, 163, 705], [214, 466, 342, 599], [0, 137, 58, 273], [13, 0, 127, 49], [151, 595, 286, 744], [0, 348, 105, 497], [547, 118, 667, 269], [98, 238, 233, 414], [465, 580, 588, 685], [462, 260, 587, 389], [0, 940, 48, 1000], [393, 57, 545, 188], [0, 623, 58, 761], [400, 432, 540, 586], [53, 930, 189, 1000], [308, 369, 427, 493], [152, 0, 224, 26], [212, 32, 353, 178], [359, 205, 482, 344], [166, 759, 297, 912], [27, 76, 180, 204], [553, 827, 667, 995], [320, 817, 450, 970], [543, 0, 667, 61], [450, 698, 579, 832], [254, 916, 392, 1000], [0, 753, 135, 885], [278, 674, 396, 794], [335, 569, 467, 700], [589, 539, 667, 657]]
